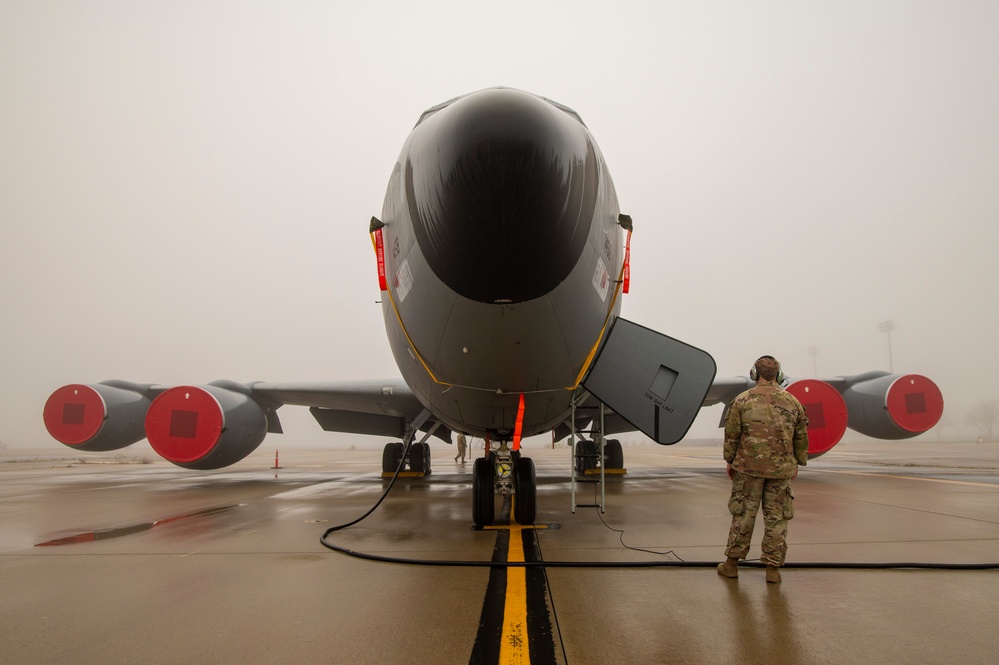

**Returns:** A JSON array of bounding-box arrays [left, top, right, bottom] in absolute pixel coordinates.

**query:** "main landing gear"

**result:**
[[381, 441, 432, 476], [573, 438, 624, 473], [472, 441, 536, 527]]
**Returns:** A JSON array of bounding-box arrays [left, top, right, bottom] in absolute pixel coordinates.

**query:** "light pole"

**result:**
[[878, 320, 896, 372]]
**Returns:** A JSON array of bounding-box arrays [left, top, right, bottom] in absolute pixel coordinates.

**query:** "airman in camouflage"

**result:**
[[718, 356, 809, 583]]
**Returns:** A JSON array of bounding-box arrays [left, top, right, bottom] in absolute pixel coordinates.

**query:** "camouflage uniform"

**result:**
[[723, 382, 809, 567]]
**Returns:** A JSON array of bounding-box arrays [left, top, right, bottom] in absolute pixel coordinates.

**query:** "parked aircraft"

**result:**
[[43, 88, 944, 526]]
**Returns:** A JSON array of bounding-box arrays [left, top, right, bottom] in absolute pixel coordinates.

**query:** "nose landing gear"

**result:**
[[472, 441, 536, 527]]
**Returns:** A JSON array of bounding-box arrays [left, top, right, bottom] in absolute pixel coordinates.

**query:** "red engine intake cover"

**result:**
[[145, 386, 224, 464], [786, 380, 848, 458], [43, 384, 106, 446], [886, 374, 944, 433]]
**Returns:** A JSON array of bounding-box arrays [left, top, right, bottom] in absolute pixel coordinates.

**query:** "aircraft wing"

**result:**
[[576, 370, 942, 460], [249, 379, 442, 442], [42, 377, 445, 470], [701, 377, 755, 408]]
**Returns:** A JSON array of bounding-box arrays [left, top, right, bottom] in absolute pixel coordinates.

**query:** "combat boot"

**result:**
[[766, 566, 782, 584], [716, 557, 739, 578]]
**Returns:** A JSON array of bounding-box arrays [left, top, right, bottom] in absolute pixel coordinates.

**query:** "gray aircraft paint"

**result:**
[[377, 88, 626, 439]]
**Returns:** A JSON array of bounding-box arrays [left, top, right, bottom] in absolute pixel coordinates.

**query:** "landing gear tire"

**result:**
[[605, 439, 624, 469], [410, 442, 431, 475], [382, 441, 404, 473], [514, 456, 537, 525], [576, 439, 597, 473], [472, 457, 495, 527]]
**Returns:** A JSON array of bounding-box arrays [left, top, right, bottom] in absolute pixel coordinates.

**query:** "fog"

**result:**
[[2, 1, 996, 451]]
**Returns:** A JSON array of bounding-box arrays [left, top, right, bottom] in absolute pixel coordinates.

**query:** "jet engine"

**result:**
[[43, 381, 152, 452], [145, 382, 267, 470], [785, 379, 848, 459], [840, 371, 944, 440]]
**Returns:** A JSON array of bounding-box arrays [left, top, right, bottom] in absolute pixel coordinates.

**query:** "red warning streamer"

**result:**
[[372, 228, 387, 291], [622, 230, 632, 294], [512, 393, 526, 451]]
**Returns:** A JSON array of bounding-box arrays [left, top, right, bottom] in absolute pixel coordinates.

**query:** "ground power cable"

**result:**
[[591, 480, 686, 561], [319, 454, 999, 571]]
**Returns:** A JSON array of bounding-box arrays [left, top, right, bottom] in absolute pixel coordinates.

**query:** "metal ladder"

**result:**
[[570, 391, 606, 513]]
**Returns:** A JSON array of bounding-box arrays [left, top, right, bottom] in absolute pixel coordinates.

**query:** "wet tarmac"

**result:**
[[1, 439, 997, 664]]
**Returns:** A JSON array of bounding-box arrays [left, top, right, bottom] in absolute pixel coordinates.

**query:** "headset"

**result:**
[[750, 355, 786, 385]]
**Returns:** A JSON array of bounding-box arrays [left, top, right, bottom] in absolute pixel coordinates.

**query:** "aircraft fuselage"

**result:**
[[376, 88, 627, 440]]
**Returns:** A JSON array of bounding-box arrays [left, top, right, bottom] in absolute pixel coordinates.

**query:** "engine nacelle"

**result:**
[[842, 372, 944, 440], [785, 379, 848, 459], [43, 381, 152, 452], [145, 382, 267, 470]]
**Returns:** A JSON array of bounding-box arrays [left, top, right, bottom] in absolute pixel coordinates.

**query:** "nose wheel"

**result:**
[[472, 447, 536, 527], [513, 456, 536, 525], [472, 457, 495, 526]]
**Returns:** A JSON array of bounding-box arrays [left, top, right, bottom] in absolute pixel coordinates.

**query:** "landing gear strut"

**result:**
[[472, 441, 536, 527]]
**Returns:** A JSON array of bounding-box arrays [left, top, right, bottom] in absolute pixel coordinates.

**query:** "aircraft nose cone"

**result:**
[[405, 88, 598, 304]]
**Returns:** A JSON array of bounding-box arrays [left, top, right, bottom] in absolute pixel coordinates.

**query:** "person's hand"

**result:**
[[726, 463, 734, 480], [792, 466, 799, 480]]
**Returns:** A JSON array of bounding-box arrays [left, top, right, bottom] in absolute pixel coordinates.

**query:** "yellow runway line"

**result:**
[[499, 498, 529, 665]]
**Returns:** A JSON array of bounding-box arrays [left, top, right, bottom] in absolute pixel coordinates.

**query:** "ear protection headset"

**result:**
[[750, 356, 785, 385]]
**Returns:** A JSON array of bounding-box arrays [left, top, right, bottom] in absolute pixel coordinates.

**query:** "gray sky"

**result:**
[[2, 0, 997, 449]]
